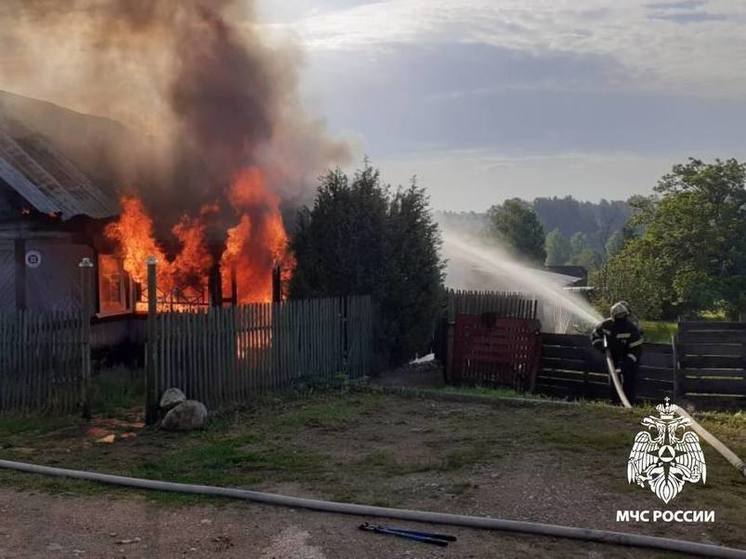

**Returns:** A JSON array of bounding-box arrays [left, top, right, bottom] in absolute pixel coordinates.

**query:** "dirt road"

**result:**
[[0, 488, 680, 559]]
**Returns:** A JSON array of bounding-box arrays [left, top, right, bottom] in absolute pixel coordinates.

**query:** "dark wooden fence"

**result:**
[[0, 311, 89, 415], [450, 315, 541, 391], [539, 333, 674, 402], [676, 322, 746, 410], [147, 296, 375, 414]]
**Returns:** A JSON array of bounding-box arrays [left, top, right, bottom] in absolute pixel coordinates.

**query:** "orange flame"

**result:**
[[221, 167, 293, 303], [105, 196, 171, 289], [105, 167, 293, 310], [171, 215, 212, 292]]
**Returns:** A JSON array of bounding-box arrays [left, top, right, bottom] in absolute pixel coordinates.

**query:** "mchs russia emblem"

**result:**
[[627, 398, 706, 503]]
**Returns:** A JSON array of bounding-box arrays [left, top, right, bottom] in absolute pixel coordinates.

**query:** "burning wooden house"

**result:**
[[0, 92, 288, 319], [0, 92, 121, 315]]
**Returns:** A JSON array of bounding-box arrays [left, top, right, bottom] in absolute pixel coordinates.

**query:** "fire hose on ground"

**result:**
[[1, 343, 744, 558], [1, 457, 745, 558]]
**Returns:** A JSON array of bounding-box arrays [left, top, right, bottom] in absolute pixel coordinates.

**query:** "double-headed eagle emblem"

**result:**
[[627, 398, 706, 503]]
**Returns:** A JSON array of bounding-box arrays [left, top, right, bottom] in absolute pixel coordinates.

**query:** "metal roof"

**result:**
[[0, 121, 118, 220]]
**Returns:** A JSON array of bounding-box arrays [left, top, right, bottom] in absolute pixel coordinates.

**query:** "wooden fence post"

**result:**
[[342, 296, 349, 374], [444, 298, 455, 384], [145, 256, 158, 425], [78, 257, 94, 420], [672, 333, 682, 402]]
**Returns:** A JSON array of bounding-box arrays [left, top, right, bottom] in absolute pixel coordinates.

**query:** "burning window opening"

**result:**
[[103, 168, 294, 313], [98, 254, 130, 315]]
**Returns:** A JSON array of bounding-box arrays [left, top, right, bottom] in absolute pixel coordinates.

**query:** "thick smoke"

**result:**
[[0, 0, 348, 229]]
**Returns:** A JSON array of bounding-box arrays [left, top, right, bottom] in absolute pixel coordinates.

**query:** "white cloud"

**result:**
[[255, 0, 746, 208], [271, 0, 746, 99]]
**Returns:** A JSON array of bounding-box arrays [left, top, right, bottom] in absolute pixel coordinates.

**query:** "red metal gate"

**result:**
[[451, 314, 541, 391]]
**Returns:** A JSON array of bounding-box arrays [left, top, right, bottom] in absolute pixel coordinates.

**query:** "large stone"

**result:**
[[159, 388, 186, 411], [161, 400, 208, 431]]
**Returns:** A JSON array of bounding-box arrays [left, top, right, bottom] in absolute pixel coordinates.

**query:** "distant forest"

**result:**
[[437, 196, 631, 268], [534, 197, 630, 251]]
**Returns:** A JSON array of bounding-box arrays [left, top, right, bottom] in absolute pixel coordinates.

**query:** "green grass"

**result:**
[[436, 384, 563, 402], [640, 320, 678, 343], [0, 415, 78, 441], [266, 397, 374, 431], [0, 388, 745, 548], [439, 385, 526, 399], [91, 366, 144, 416]]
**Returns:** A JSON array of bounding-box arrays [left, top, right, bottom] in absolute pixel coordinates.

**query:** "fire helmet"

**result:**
[[611, 301, 630, 319]]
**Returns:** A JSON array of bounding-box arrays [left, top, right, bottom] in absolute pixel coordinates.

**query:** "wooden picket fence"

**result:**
[[447, 289, 538, 320], [147, 296, 375, 413], [0, 311, 89, 415]]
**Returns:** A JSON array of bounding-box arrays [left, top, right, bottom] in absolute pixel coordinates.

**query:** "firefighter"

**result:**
[[590, 301, 643, 404]]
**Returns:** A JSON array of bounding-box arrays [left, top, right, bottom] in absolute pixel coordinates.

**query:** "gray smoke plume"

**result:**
[[0, 0, 348, 228]]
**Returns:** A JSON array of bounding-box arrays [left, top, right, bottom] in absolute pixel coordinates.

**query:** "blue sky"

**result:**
[[258, 0, 746, 210]]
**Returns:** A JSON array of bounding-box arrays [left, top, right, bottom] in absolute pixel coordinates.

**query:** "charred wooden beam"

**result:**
[[208, 258, 223, 307], [230, 264, 237, 306], [272, 263, 282, 303]]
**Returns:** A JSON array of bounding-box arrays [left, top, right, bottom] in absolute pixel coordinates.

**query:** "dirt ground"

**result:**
[[372, 360, 446, 389], [0, 488, 704, 559], [1, 379, 745, 558]]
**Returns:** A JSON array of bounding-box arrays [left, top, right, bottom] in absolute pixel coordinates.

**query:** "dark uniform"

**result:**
[[590, 317, 643, 403]]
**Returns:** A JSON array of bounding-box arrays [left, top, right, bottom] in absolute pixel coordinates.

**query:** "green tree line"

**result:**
[[595, 158, 746, 320], [440, 158, 746, 320]]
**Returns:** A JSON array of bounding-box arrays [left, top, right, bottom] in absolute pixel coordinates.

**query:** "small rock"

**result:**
[[161, 400, 208, 431], [160, 388, 187, 411], [115, 537, 142, 545], [46, 543, 63, 552]]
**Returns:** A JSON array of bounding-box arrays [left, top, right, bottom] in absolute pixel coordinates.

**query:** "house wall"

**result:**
[[25, 239, 94, 311], [0, 239, 13, 308], [0, 230, 95, 312]]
